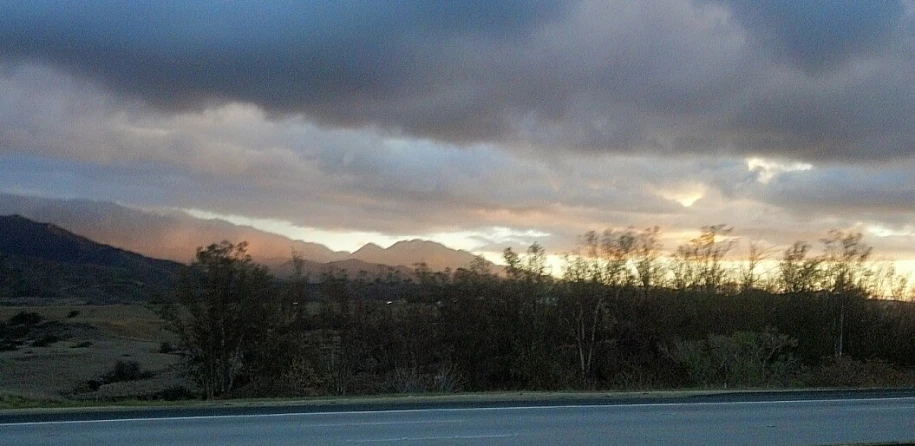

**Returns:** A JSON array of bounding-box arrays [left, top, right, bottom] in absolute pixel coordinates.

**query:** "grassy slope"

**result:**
[[0, 304, 181, 405]]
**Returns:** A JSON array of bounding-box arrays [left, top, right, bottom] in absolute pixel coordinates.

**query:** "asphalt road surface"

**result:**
[[2, 395, 915, 445]]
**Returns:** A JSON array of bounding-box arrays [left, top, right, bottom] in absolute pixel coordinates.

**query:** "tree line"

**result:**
[[157, 226, 915, 399]]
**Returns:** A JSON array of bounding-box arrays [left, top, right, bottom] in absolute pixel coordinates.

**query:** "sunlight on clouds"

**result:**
[[182, 208, 404, 252], [867, 224, 915, 238], [182, 208, 550, 256], [746, 157, 813, 184], [651, 183, 707, 207], [428, 227, 550, 249], [434, 227, 553, 268], [476, 251, 566, 274], [896, 260, 915, 278]]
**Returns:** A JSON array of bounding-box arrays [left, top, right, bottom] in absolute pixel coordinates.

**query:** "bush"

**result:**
[[278, 357, 324, 396], [148, 386, 195, 401], [67, 310, 81, 318], [432, 363, 465, 393], [8, 312, 42, 326], [32, 335, 61, 347], [665, 328, 798, 388], [70, 341, 93, 348], [801, 357, 915, 388], [158, 341, 176, 354], [385, 364, 465, 394], [102, 360, 152, 383], [388, 367, 431, 394]]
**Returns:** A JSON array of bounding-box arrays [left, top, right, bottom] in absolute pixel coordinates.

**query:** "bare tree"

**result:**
[[601, 228, 637, 289], [779, 241, 821, 294], [523, 242, 548, 280], [561, 264, 609, 387], [740, 239, 775, 292], [162, 241, 274, 399], [634, 226, 662, 297], [674, 225, 736, 294], [820, 230, 872, 295]]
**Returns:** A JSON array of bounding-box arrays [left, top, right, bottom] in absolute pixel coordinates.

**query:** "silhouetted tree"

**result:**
[[740, 239, 774, 292], [779, 241, 821, 294], [634, 226, 663, 297], [673, 225, 735, 294], [820, 230, 872, 295], [155, 226, 915, 398], [162, 241, 275, 399]]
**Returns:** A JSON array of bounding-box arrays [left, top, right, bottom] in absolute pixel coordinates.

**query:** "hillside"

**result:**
[[0, 193, 349, 264], [0, 215, 183, 303], [0, 193, 495, 273]]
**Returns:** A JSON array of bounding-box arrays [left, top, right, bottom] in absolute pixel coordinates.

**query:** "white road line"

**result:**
[[348, 433, 521, 443], [843, 405, 915, 412], [0, 415, 466, 428], [1, 396, 914, 427], [272, 419, 468, 428]]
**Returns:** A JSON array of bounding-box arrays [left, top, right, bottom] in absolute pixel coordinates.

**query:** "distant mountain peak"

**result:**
[[0, 193, 493, 274], [348, 238, 486, 271], [390, 239, 445, 249], [352, 242, 384, 254]]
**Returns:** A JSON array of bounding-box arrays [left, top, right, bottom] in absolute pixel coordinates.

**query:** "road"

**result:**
[[2, 395, 915, 445]]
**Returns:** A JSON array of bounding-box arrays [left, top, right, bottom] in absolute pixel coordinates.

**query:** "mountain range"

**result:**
[[0, 193, 492, 275], [0, 214, 435, 303], [0, 214, 183, 302]]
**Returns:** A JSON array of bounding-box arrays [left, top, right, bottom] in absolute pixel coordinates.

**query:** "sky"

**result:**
[[1, 0, 914, 271]]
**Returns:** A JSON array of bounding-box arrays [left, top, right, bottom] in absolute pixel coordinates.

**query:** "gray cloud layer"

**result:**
[[718, 0, 905, 72], [2, 0, 913, 160], [0, 1, 913, 264]]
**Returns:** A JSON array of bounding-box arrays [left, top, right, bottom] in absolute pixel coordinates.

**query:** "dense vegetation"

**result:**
[[159, 227, 915, 399]]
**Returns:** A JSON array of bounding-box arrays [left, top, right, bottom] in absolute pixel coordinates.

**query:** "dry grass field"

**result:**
[[0, 304, 175, 340], [0, 303, 186, 407]]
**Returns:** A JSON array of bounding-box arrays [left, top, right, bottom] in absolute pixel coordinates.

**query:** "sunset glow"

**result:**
[[0, 0, 913, 282]]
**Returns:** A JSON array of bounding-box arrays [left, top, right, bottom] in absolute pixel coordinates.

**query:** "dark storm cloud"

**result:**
[[2, 1, 914, 161], [0, 1, 568, 113], [751, 162, 915, 216], [716, 0, 906, 72]]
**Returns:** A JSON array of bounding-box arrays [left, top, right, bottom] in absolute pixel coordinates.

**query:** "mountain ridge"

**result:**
[[0, 214, 184, 302], [0, 193, 495, 274], [350, 238, 484, 271]]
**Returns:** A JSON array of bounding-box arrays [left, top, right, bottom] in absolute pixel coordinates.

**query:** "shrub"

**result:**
[[8, 312, 42, 326], [148, 386, 195, 401], [279, 357, 324, 396], [67, 310, 81, 318], [432, 363, 465, 393], [801, 357, 915, 388], [102, 360, 152, 383], [385, 364, 465, 394], [32, 335, 61, 347], [388, 367, 430, 394], [665, 328, 799, 388]]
